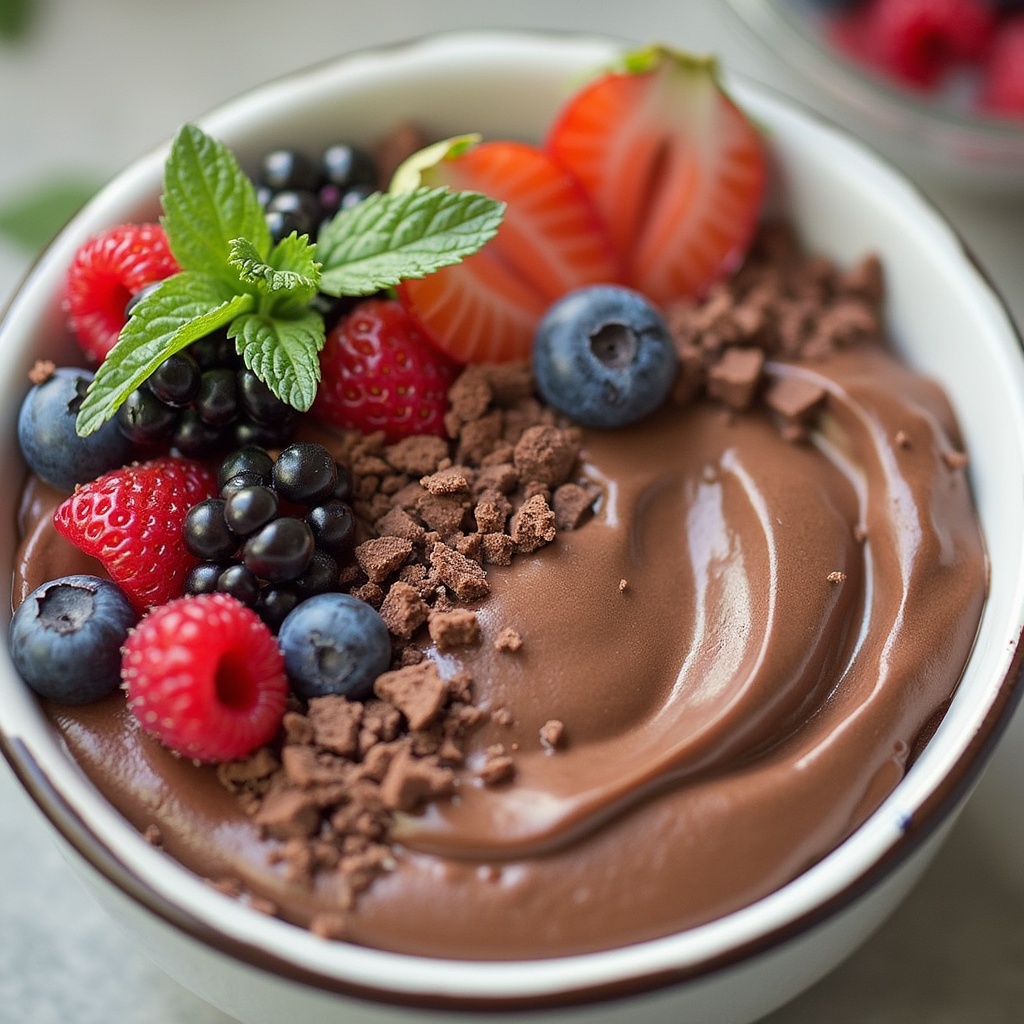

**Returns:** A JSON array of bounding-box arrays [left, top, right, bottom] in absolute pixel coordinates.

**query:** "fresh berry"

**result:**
[[63, 223, 181, 363], [272, 441, 338, 505], [183, 443, 352, 627], [533, 285, 678, 428], [183, 498, 239, 561], [277, 592, 392, 700], [122, 593, 289, 762], [312, 298, 459, 440], [118, 337, 298, 456], [397, 140, 622, 363], [242, 517, 316, 583], [53, 456, 217, 611], [18, 365, 133, 491], [979, 15, 1024, 117], [830, 0, 996, 90], [255, 142, 380, 244], [10, 575, 137, 704], [544, 48, 765, 307]]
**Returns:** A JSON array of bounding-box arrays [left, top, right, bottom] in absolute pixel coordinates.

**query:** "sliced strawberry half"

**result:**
[[544, 47, 767, 306], [396, 140, 621, 364]]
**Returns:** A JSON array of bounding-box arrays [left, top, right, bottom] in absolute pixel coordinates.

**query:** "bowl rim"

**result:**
[[1, 27, 1024, 1013]]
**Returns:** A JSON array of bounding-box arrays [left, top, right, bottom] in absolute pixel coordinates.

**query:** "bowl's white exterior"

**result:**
[[1, 30, 1022, 1024]]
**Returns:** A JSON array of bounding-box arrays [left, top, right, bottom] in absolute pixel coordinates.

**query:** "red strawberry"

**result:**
[[123, 593, 289, 762], [53, 456, 217, 612], [312, 298, 459, 441], [829, 0, 996, 90], [397, 140, 621, 363], [544, 48, 766, 307], [63, 222, 181, 364], [979, 16, 1024, 119]]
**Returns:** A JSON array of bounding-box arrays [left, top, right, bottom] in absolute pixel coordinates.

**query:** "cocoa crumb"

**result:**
[[494, 626, 522, 653], [539, 719, 566, 751], [28, 359, 56, 385], [552, 482, 598, 531], [143, 823, 163, 847], [429, 542, 490, 600], [378, 581, 429, 639], [513, 425, 579, 487], [355, 536, 414, 583], [943, 449, 969, 471], [374, 661, 448, 730], [428, 608, 480, 650], [479, 746, 516, 786], [510, 493, 557, 553], [827, 571, 847, 583]]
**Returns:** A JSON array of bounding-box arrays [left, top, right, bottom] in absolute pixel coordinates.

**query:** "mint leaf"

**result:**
[[229, 233, 321, 304], [76, 274, 252, 435], [162, 123, 270, 279], [317, 186, 504, 297], [230, 305, 325, 411]]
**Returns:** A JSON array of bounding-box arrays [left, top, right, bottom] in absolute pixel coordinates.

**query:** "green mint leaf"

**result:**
[[161, 123, 270, 278], [229, 233, 321, 304], [76, 273, 252, 435], [317, 186, 504, 297], [229, 305, 325, 411]]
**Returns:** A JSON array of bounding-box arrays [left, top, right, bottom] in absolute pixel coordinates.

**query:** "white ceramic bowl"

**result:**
[[725, 0, 1024, 192], [1, 29, 1023, 1024]]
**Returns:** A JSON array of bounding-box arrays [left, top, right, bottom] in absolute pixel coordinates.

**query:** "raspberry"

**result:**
[[831, 0, 996, 89], [311, 298, 458, 442], [63, 222, 181, 363], [979, 15, 1024, 118], [123, 593, 288, 762], [53, 456, 217, 612]]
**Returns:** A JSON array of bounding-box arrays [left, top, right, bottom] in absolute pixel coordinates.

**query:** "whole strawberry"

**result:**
[[53, 456, 217, 612], [311, 298, 458, 441], [123, 593, 289, 762], [63, 222, 181, 364]]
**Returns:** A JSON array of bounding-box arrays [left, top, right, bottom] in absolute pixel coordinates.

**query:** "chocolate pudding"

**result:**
[[13, 226, 988, 959]]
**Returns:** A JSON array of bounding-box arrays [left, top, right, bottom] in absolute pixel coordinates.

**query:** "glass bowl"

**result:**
[[725, 0, 1024, 191]]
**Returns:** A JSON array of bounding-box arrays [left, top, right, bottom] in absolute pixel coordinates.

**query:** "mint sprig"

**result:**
[[76, 124, 505, 436]]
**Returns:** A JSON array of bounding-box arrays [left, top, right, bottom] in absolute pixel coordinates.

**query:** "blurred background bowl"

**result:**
[[725, 0, 1024, 191]]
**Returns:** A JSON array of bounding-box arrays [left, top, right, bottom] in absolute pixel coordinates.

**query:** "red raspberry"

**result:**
[[63, 222, 181, 363], [830, 0, 996, 90], [978, 16, 1024, 119], [311, 298, 458, 442], [123, 593, 289, 762], [53, 456, 217, 612]]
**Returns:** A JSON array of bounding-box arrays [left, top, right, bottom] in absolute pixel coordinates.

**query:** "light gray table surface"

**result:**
[[1, 2, 1022, 1022]]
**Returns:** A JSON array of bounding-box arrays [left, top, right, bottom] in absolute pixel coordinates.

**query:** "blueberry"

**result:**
[[18, 367, 133, 491], [278, 592, 391, 700], [9, 575, 137, 704], [532, 285, 678, 429]]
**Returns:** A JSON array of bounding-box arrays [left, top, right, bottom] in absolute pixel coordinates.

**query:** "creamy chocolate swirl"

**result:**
[[19, 341, 986, 959]]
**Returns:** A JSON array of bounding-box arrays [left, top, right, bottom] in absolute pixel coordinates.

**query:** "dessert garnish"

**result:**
[[74, 124, 505, 437]]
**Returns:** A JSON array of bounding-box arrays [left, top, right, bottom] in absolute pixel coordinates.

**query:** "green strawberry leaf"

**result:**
[[76, 273, 252, 435], [162, 123, 270, 279], [229, 304, 325, 411], [229, 233, 321, 304], [317, 185, 504, 297]]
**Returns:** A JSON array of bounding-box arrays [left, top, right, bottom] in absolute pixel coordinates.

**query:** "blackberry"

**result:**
[[253, 141, 380, 261], [182, 442, 358, 632], [116, 331, 298, 456]]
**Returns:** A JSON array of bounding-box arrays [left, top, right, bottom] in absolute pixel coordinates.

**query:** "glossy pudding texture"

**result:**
[[13, 224, 988, 959]]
